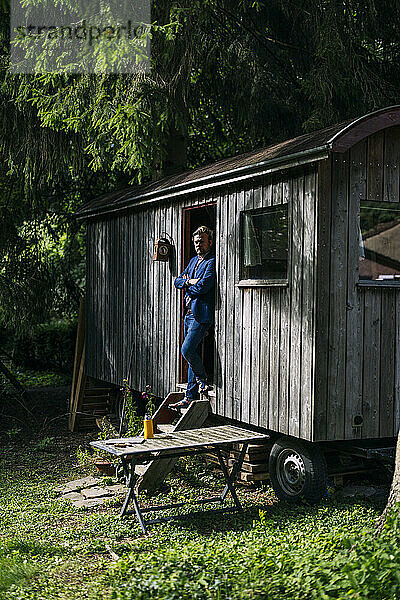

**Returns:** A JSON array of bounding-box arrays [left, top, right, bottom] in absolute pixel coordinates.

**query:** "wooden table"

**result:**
[[91, 425, 269, 533]]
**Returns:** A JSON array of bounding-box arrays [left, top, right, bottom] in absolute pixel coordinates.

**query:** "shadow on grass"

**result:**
[[2, 539, 66, 557], [139, 494, 386, 536]]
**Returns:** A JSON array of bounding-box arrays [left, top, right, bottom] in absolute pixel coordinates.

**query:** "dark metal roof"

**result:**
[[77, 105, 400, 219]]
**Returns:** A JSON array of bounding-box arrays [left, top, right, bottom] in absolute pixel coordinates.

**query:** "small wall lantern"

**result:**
[[153, 237, 172, 262]]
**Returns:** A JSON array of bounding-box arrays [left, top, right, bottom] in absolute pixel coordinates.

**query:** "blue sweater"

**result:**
[[174, 254, 216, 323]]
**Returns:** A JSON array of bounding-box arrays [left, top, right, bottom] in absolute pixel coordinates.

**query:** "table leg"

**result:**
[[128, 489, 148, 534], [216, 448, 243, 511], [120, 456, 130, 483], [120, 457, 135, 517], [119, 458, 148, 534], [220, 443, 247, 502]]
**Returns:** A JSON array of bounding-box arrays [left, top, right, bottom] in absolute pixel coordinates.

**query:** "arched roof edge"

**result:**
[[328, 105, 400, 152]]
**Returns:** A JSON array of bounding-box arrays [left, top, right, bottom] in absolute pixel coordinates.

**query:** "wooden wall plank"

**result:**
[[85, 224, 92, 377], [216, 191, 228, 415], [233, 188, 245, 421], [268, 177, 283, 432], [367, 132, 384, 201], [268, 291, 281, 431], [131, 212, 139, 390], [326, 153, 349, 440], [288, 174, 304, 438], [241, 185, 254, 424], [383, 126, 400, 202], [259, 287, 271, 429], [395, 293, 400, 435], [174, 202, 183, 389], [162, 206, 171, 395], [136, 212, 143, 390], [251, 184, 263, 426], [96, 221, 102, 380], [96, 220, 102, 380], [152, 207, 161, 395], [102, 219, 109, 382], [146, 209, 154, 391], [224, 188, 237, 420], [345, 141, 366, 439], [159, 206, 167, 395], [278, 266, 290, 432], [259, 176, 271, 429], [300, 170, 316, 440], [127, 214, 133, 387], [168, 204, 177, 394], [379, 290, 396, 437], [112, 216, 119, 383], [314, 159, 332, 440], [139, 211, 146, 389], [85, 225, 93, 377], [121, 215, 128, 381], [362, 290, 381, 438]]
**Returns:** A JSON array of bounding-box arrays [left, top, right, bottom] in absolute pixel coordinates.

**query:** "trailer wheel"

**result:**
[[269, 437, 327, 503]]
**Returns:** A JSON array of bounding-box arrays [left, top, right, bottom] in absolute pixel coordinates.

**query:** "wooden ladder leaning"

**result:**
[[136, 392, 210, 495]]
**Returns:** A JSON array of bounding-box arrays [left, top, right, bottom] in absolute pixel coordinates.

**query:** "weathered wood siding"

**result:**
[[85, 125, 400, 442], [214, 169, 318, 440], [85, 194, 217, 397], [314, 127, 400, 441], [85, 169, 318, 438]]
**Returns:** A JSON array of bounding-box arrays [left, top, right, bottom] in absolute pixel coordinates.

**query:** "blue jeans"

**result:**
[[181, 313, 210, 399]]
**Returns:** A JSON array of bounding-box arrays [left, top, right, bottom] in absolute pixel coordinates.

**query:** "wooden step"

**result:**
[[156, 424, 175, 434], [81, 402, 109, 410], [136, 395, 210, 495], [78, 417, 98, 428], [176, 382, 215, 397]]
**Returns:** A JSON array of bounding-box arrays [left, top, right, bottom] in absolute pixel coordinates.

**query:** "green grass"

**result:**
[[0, 427, 398, 600], [10, 368, 71, 388]]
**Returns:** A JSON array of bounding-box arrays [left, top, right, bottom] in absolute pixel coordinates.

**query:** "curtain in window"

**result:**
[[358, 217, 365, 259], [243, 213, 262, 267]]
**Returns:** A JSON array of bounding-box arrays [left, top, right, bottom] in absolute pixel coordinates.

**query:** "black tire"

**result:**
[[269, 437, 327, 503]]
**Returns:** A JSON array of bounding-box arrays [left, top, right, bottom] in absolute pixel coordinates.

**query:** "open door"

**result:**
[[180, 204, 217, 385]]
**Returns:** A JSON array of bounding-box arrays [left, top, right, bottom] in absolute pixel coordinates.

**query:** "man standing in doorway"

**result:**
[[170, 226, 216, 409]]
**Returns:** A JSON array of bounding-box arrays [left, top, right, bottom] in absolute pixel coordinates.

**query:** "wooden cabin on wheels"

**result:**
[[75, 106, 400, 502]]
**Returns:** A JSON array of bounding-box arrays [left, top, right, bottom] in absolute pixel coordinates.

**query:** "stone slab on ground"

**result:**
[[55, 476, 100, 494], [56, 475, 125, 508], [73, 497, 107, 508], [81, 486, 113, 499], [62, 491, 85, 502], [342, 485, 388, 498], [106, 484, 126, 495]]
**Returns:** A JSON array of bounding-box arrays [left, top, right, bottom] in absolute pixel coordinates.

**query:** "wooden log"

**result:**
[[69, 297, 85, 431], [227, 459, 267, 474], [239, 471, 269, 482]]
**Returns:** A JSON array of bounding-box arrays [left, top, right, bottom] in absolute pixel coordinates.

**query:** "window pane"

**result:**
[[241, 205, 288, 280], [359, 201, 400, 281]]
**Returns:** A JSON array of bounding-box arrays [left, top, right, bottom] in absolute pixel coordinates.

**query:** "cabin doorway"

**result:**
[[180, 203, 217, 387]]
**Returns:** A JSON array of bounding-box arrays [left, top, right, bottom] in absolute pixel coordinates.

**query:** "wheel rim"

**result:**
[[276, 449, 306, 496]]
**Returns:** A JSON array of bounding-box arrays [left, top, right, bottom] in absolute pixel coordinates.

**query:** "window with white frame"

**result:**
[[359, 201, 400, 282], [240, 205, 289, 281]]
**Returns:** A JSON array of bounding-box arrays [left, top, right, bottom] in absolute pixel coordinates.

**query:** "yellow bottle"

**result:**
[[143, 414, 154, 439]]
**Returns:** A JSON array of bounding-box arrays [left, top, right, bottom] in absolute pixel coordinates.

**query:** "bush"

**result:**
[[13, 319, 77, 372]]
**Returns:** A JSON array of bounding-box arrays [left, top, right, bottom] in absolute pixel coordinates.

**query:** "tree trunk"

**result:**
[[377, 432, 400, 532], [163, 127, 188, 177]]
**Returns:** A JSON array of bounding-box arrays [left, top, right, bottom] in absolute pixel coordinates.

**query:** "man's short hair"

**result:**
[[192, 226, 213, 242]]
